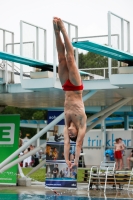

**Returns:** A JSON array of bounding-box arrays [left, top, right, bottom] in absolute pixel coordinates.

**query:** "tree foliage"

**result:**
[[78, 52, 118, 77], [79, 52, 118, 69], [1, 106, 47, 120], [1, 106, 48, 138]]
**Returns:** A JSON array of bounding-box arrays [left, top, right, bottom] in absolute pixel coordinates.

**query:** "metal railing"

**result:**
[[108, 11, 130, 77], [5, 41, 35, 82], [72, 34, 120, 79], [0, 28, 14, 84], [20, 20, 47, 82], [80, 67, 118, 79]]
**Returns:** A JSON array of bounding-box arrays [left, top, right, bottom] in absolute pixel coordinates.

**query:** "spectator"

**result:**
[[119, 138, 126, 168], [64, 167, 69, 177], [46, 145, 52, 160], [32, 148, 40, 167], [126, 150, 133, 169], [52, 147, 59, 160], [54, 131, 63, 142], [59, 170, 63, 178], [52, 164, 59, 178], [71, 169, 77, 179], [23, 133, 30, 144], [23, 147, 32, 167], [114, 138, 124, 170]]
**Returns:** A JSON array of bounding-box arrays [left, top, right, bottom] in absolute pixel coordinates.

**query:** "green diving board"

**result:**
[[0, 51, 89, 76], [0, 51, 53, 68], [72, 41, 133, 65]]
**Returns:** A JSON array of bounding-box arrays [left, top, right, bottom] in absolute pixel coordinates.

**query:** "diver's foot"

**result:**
[[53, 17, 60, 34], [57, 18, 67, 34]]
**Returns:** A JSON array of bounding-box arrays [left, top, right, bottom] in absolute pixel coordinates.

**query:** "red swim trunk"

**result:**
[[62, 79, 83, 91], [115, 151, 122, 159]]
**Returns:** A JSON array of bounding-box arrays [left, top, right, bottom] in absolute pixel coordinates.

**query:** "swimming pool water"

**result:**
[[0, 194, 131, 200]]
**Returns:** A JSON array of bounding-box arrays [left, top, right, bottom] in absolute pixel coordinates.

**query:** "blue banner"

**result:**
[[47, 111, 64, 125], [45, 163, 77, 189], [45, 140, 77, 189], [45, 180, 77, 188]]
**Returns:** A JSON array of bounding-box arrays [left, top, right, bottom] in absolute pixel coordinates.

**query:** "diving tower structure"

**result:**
[[1, 11, 133, 170]]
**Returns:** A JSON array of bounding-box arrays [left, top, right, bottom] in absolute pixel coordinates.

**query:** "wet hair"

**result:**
[[69, 136, 77, 142]]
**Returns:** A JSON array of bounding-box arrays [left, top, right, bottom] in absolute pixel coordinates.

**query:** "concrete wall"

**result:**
[[83, 129, 133, 167]]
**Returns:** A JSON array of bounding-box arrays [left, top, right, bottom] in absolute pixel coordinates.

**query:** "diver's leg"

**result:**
[[57, 18, 81, 86], [53, 18, 68, 85]]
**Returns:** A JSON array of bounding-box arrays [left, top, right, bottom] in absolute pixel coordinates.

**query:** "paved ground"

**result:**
[[0, 183, 133, 199]]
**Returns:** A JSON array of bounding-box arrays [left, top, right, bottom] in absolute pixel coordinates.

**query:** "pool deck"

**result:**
[[0, 183, 133, 199]]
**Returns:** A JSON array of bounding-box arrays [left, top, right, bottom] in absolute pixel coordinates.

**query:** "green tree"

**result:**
[[32, 110, 47, 120], [78, 52, 118, 78]]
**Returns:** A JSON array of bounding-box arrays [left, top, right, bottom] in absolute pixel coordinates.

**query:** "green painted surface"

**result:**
[[0, 115, 20, 185]]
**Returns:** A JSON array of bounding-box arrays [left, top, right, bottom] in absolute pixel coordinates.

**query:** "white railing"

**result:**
[[80, 67, 118, 79], [72, 34, 120, 79], [20, 20, 47, 82], [108, 11, 130, 77], [0, 28, 14, 84]]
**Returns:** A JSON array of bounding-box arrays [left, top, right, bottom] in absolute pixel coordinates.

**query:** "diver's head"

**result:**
[[68, 122, 78, 142]]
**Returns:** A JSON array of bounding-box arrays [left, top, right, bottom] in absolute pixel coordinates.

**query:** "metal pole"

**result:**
[[68, 24, 71, 39], [11, 33, 14, 83], [20, 20, 23, 82], [26, 159, 46, 177], [75, 26, 78, 68], [124, 112, 129, 130], [44, 30, 47, 61], [108, 11, 112, 78], [127, 21, 130, 53], [121, 18, 124, 51], [87, 98, 132, 132], [0, 143, 46, 173], [87, 98, 128, 124], [3, 30, 7, 85], [36, 27, 39, 60], [101, 119, 106, 160], [37, 123, 40, 147], [82, 90, 97, 102]]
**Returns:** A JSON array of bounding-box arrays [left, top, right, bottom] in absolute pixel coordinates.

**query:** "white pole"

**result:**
[[20, 20, 23, 82], [101, 119, 106, 160], [87, 98, 129, 124], [37, 123, 40, 147], [0, 144, 45, 173], [87, 98, 132, 132], [26, 159, 46, 177], [108, 11, 112, 78]]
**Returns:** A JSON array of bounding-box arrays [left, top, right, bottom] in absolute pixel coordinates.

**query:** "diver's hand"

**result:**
[[66, 160, 72, 168], [69, 162, 78, 169]]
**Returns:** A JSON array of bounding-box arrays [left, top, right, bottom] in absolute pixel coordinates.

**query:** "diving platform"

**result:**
[[0, 51, 89, 76], [72, 41, 133, 65]]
